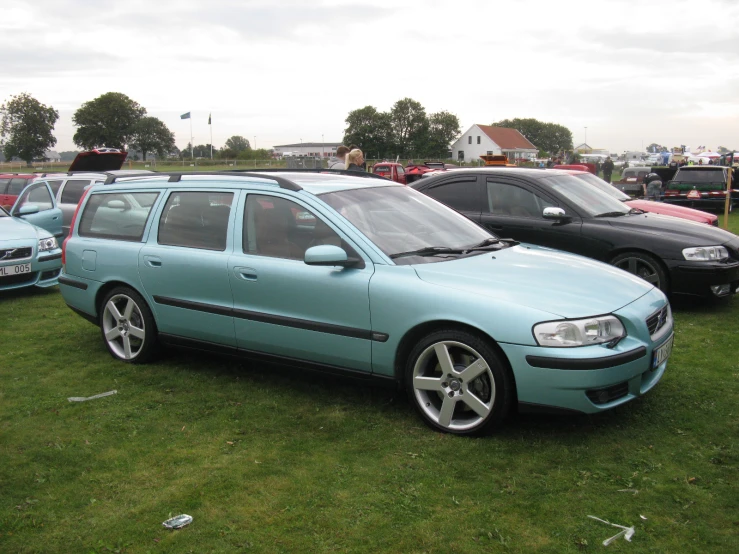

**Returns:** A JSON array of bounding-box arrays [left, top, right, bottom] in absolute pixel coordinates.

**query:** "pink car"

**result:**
[[569, 170, 718, 226]]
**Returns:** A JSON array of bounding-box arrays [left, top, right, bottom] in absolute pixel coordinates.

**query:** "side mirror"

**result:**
[[543, 207, 568, 220], [304, 245, 361, 268], [17, 205, 40, 216], [106, 200, 127, 210]]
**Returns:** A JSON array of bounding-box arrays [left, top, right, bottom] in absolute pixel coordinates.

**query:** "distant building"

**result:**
[[44, 150, 61, 162], [273, 142, 342, 158], [451, 125, 538, 163]]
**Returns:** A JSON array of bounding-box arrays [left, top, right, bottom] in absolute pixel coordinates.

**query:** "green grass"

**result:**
[[2, 223, 739, 553]]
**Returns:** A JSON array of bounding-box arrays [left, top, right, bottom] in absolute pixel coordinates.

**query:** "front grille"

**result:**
[[0, 272, 37, 287], [646, 306, 669, 336], [586, 382, 629, 405], [0, 247, 32, 261]]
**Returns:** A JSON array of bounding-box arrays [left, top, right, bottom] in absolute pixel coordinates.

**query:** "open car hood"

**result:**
[[68, 150, 128, 172]]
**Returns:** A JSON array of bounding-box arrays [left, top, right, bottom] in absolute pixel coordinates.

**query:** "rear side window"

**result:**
[[158, 191, 233, 251], [46, 180, 64, 196], [8, 178, 30, 195], [60, 179, 92, 204], [79, 192, 160, 241], [0, 178, 10, 194], [425, 179, 482, 212]]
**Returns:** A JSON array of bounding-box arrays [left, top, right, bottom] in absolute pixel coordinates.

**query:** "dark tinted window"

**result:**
[[46, 180, 63, 196], [425, 179, 482, 212], [8, 178, 31, 195], [60, 179, 92, 204], [158, 191, 233, 250], [0, 178, 9, 194], [486, 180, 555, 217], [79, 192, 160, 241], [243, 195, 340, 260], [15, 183, 53, 212]]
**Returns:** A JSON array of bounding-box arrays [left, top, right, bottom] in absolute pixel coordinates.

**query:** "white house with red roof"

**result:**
[[451, 124, 538, 163]]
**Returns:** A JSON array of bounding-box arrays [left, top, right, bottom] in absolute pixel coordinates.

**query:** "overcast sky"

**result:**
[[2, 0, 737, 155]]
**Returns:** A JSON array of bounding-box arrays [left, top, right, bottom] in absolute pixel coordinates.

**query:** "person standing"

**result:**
[[644, 173, 663, 201], [345, 149, 365, 171], [329, 145, 350, 170], [602, 156, 615, 183]]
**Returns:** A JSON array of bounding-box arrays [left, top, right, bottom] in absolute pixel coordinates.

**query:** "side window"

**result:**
[[477, 136, 481, 144], [46, 180, 64, 196], [243, 195, 341, 260], [8, 178, 30, 195], [60, 179, 91, 204], [486, 180, 555, 217], [468, 136, 472, 144], [16, 183, 53, 212], [0, 178, 10, 194], [79, 192, 160, 241], [158, 191, 233, 251], [397, 166, 405, 175], [425, 179, 482, 212]]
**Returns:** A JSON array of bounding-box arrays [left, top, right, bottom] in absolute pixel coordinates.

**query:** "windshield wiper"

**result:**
[[595, 211, 629, 218], [390, 246, 466, 259]]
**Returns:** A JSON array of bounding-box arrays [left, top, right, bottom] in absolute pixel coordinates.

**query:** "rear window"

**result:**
[[60, 179, 92, 204], [673, 168, 725, 183], [8, 178, 31, 195], [78, 192, 160, 241], [158, 191, 234, 251]]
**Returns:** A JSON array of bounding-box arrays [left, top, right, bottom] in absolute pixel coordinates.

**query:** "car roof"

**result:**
[[93, 170, 400, 196], [414, 167, 560, 184], [0, 173, 36, 178]]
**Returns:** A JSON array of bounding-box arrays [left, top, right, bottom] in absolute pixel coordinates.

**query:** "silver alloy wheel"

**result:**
[[102, 293, 147, 360], [613, 256, 661, 287], [412, 340, 496, 432]]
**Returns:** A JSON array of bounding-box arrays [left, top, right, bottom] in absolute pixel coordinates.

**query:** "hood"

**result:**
[[625, 199, 717, 225], [0, 215, 42, 241], [68, 149, 127, 172], [412, 244, 653, 318], [604, 211, 735, 244]]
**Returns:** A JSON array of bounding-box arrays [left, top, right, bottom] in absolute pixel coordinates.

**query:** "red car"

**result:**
[[569, 170, 718, 226], [0, 174, 38, 210]]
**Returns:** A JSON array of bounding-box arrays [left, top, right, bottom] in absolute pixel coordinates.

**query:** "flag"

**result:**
[[180, 112, 191, 119], [208, 113, 211, 125]]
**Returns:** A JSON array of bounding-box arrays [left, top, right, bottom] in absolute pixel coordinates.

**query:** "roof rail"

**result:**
[[225, 168, 389, 181], [102, 171, 303, 191]]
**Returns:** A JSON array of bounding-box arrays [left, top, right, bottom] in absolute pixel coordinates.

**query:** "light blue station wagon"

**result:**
[[59, 172, 673, 434]]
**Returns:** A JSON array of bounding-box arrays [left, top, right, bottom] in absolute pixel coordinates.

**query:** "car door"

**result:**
[[58, 178, 96, 236], [480, 177, 584, 251], [420, 175, 484, 221], [228, 192, 374, 372], [138, 189, 237, 347], [10, 182, 63, 237]]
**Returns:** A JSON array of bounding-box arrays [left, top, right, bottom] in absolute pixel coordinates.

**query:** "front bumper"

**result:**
[[664, 258, 739, 297], [0, 249, 62, 291], [500, 288, 672, 414]]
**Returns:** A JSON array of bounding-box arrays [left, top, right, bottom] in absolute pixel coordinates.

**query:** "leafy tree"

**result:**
[[129, 117, 175, 161], [425, 111, 460, 158], [491, 118, 573, 156], [646, 143, 665, 153], [73, 92, 146, 150], [390, 98, 429, 157], [342, 106, 394, 159], [180, 144, 214, 159], [0, 93, 59, 166], [225, 135, 251, 153]]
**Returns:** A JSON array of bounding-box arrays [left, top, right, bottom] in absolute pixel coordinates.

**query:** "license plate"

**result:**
[[687, 190, 701, 199], [652, 334, 674, 369], [0, 263, 32, 277]]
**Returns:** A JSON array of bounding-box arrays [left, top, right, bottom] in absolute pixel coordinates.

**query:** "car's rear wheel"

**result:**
[[405, 329, 512, 435], [99, 287, 157, 363], [610, 251, 668, 294]]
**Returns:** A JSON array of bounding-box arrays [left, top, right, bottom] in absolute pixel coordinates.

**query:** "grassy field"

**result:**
[[1, 221, 738, 553]]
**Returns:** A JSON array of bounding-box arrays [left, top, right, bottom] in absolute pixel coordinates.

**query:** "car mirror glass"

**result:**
[[543, 207, 567, 219], [304, 244, 359, 267]]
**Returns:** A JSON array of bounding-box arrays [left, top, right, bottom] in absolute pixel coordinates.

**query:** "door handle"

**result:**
[[234, 266, 257, 281], [486, 225, 504, 232], [143, 255, 162, 268]]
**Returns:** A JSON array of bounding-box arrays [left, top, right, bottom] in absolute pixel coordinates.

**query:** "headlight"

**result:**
[[682, 246, 728, 261], [38, 237, 58, 252], [533, 315, 625, 347]]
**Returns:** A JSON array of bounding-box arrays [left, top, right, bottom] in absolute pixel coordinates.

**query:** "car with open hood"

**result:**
[[59, 171, 672, 435], [412, 167, 739, 299]]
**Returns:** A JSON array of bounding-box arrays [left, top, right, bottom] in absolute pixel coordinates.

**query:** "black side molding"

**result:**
[[58, 276, 88, 290], [526, 346, 647, 370], [38, 253, 62, 263]]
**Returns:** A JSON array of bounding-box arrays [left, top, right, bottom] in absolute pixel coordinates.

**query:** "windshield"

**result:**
[[540, 174, 630, 217], [673, 168, 726, 184], [320, 186, 494, 265], [573, 173, 630, 201]]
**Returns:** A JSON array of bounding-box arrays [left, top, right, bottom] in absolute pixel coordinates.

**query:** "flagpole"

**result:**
[[190, 116, 193, 161], [209, 114, 213, 160]]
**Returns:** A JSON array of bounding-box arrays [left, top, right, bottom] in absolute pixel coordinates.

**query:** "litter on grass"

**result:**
[[68, 390, 117, 402], [162, 514, 193, 529], [587, 515, 635, 546]]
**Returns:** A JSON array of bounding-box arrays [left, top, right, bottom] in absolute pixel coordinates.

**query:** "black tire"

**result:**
[[99, 286, 158, 364], [610, 251, 669, 294], [405, 328, 512, 435]]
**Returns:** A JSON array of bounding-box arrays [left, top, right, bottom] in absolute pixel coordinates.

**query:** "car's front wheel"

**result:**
[[99, 287, 157, 363], [610, 251, 669, 294], [405, 329, 512, 435]]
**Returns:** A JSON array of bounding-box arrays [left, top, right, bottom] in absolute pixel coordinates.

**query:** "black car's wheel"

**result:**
[[99, 287, 157, 363], [610, 251, 669, 294], [405, 329, 512, 435]]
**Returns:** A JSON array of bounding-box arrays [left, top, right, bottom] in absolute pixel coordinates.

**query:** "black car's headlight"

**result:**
[[533, 316, 625, 347], [682, 246, 728, 261], [38, 237, 58, 252]]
